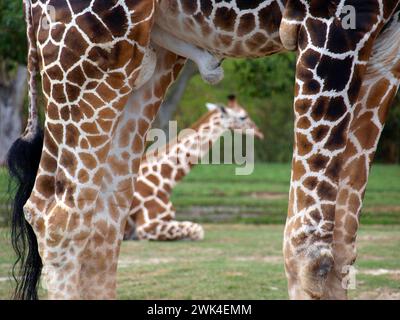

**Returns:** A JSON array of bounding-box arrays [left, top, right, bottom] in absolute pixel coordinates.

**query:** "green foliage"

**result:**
[[178, 55, 296, 162], [178, 53, 399, 163], [0, 167, 9, 226], [233, 53, 296, 99], [0, 0, 27, 64], [375, 96, 400, 163]]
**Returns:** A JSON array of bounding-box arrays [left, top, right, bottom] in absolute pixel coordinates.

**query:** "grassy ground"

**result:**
[[0, 163, 399, 299], [0, 224, 399, 299], [1, 163, 400, 225], [171, 163, 400, 225]]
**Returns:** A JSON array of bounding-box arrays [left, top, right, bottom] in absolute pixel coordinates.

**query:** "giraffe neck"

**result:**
[[145, 111, 226, 188]]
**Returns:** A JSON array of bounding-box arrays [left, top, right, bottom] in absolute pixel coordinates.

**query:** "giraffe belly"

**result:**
[[155, 0, 285, 58]]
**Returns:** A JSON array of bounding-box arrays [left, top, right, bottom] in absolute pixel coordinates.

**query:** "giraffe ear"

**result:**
[[205, 103, 218, 111], [219, 106, 227, 114]]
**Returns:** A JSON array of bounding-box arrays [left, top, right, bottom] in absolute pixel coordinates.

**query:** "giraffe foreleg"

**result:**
[[151, 24, 224, 85], [76, 47, 186, 298]]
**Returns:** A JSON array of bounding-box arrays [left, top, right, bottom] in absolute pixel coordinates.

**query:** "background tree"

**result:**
[[177, 54, 399, 163], [152, 61, 197, 135], [0, 1, 28, 165], [176, 54, 297, 162], [376, 95, 400, 163]]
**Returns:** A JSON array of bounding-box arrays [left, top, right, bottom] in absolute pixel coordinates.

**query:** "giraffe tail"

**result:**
[[6, 0, 43, 300]]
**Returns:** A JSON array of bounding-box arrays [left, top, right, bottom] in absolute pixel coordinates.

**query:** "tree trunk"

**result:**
[[0, 64, 27, 165], [153, 60, 197, 134]]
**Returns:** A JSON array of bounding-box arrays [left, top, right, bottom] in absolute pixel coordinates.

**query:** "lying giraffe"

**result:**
[[125, 95, 264, 241], [7, 0, 400, 299]]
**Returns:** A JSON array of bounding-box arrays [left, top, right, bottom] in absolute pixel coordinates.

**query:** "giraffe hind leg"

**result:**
[[21, 0, 158, 299], [137, 220, 205, 241], [283, 7, 389, 299], [326, 77, 400, 299], [325, 12, 400, 300]]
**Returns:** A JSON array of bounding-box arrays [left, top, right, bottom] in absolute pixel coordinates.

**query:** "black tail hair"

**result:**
[[7, 127, 44, 300]]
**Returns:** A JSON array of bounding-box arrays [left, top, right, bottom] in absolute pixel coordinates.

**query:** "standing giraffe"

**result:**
[[151, 0, 400, 299], [125, 95, 264, 241], [7, 0, 400, 300], [8, 0, 189, 300]]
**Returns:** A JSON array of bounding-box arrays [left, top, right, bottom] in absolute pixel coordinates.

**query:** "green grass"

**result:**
[[171, 163, 400, 225], [0, 163, 399, 299], [0, 224, 399, 299], [1, 163, 400, 225], [0, 167, 10, 226]]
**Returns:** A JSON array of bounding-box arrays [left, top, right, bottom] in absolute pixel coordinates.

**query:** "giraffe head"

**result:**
[[206, 95, 264, 139]]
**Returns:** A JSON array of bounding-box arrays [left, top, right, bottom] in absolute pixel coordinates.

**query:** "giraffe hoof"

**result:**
[[299, 248, 334, 299], [190, 224, 205, 240]]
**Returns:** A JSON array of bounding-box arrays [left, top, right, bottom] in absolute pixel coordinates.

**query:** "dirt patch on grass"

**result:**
[[232, 255, 282, 264], [246, 192, 287, 200], [357, 288, 400, 300], [224, 271, 245, 277], [361, 269, 400, 276], [211, 190, 227, 197], [118, 257, 176, 267], [357, 233, 400, 250], [360, 255, 385, 261], [361, 269, 400, 280], [183, 247, 224, 256], [185, 206, 243, 214], [180, 206, 265, 222], [357, 234, 400, 242], [365, 206, 400, 213]]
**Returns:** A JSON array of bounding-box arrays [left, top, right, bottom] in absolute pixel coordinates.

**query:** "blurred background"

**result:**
[[0, 1, 399, 299]]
